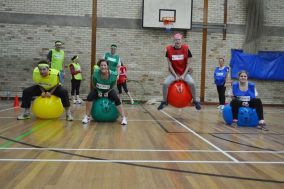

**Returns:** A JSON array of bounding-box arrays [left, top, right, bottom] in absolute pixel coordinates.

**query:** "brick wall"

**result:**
[[0, 0, 284, 104]]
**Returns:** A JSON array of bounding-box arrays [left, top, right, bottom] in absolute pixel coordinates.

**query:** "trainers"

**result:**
[[76, 99, 83, 104], [257, 122, 268, 131], [73, 100, 77, 104], [157, 101, 167, 110], [130, 99, 134, 105], [217, 105, 221, 109], [17, 114, 31, 120], [121, 116, 127, 125], [82, 115, 90, 124], [231, 119, 238, 128], [193, 101, 201, 110], [66, 114, 74, 121]]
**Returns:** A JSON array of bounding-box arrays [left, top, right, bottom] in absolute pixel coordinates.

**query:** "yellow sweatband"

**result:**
[[38, 64, 49, 68]]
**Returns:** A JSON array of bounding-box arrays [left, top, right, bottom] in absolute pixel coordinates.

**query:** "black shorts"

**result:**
[[86, 89, 121, 106], [117, 82, 128, 94]]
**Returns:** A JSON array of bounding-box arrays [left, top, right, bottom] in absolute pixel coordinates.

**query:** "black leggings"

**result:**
[[71, 79, 81, 96], [230, 98, 264, 120], [21, 85, 70, 108], [86, 89, 121, 106], [216, 84, 226, 105], [117, 82, 128, 94]]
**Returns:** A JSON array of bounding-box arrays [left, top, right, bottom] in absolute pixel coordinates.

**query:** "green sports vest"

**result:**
[[104, 52, 120, 74], [93, 69, 117, 93], [51, 49, 65, 71], [69, 63, 82, 80]]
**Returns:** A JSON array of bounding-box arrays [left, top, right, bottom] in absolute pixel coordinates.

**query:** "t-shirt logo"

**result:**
[[107, 57, 116, 62], [96, 83, 110, 90], [238, 96, 251, 102], [54, 54, 63, 59], [216, 72, 224, 76], [172, 54, 184, 60]]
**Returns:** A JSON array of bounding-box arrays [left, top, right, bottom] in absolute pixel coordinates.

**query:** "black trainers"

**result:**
[[193, 101, 201, 110], [157, 101, 167, 110]]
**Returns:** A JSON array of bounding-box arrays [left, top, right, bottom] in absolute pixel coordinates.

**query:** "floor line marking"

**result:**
[[161, 110, 239, 162], [0, 107, 15, 113], [0, 158, 283, 164], [0, 148, 283, 154]]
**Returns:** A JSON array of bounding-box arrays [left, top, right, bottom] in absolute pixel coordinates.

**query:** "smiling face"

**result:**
[[99, 60, 109, 75], [238, 72, 248, 84]]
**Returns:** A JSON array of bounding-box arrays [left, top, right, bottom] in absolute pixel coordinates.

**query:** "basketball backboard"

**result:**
[[142, 0, 193, 30]]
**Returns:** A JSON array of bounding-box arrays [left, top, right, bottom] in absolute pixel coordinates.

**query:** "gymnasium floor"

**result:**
[[0, 100, 283, 189]]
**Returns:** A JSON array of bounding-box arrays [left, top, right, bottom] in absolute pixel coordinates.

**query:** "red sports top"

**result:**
[[166, 44, 189, 75], [117, 66, 127, 84]]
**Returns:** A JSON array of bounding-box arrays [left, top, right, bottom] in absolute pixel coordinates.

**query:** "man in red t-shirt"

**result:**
[[158, 33, 201, 110]]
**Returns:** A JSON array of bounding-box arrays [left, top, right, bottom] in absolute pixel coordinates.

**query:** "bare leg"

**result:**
[[85, 101, 92, 117], [126, 92, 134, 104], [116, 104, 125, 117], [118, 93, 122, 102], [116, 104, 127, 125]]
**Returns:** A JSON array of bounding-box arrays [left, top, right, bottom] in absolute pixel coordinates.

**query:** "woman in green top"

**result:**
[[82, 59, 127, 125]]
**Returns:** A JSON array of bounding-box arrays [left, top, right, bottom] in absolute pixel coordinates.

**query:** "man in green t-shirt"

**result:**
[[103, 44, 121, 75]]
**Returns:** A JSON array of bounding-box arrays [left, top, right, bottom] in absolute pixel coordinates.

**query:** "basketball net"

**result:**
[[162, 17, 174, 33]]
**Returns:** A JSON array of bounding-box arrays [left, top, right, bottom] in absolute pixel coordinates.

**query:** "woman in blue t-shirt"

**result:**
[[229, 70, 267, 130], [214, 58, 229, 109]]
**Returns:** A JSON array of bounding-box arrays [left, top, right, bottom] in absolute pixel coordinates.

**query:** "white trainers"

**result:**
[[17, 113, 31, 120], [121, 116, 127, 125], [217, 105, 221, 109], [82, 115, 90, 124], [76, 99, 83, 104], [73, 99, 77, 104], [130, 99, 134, 105], [66, 114, 74, 121]]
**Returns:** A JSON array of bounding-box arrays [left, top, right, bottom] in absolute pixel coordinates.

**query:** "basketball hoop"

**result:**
[[162, 17, 175, 33]]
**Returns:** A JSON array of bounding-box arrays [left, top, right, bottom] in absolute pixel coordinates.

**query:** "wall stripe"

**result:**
[[0, 12, 283, 36]]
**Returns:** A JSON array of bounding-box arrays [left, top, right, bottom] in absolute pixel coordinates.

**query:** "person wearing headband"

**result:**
[[17, 60, 73, 121], [103, 44, 121, 75], [69, 55, 83, 104], [47, 40, 65, 83], [157, 33, 201, 110]]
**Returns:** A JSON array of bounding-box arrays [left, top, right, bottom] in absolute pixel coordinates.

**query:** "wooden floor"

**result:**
[[0, 100, 283, 189]]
